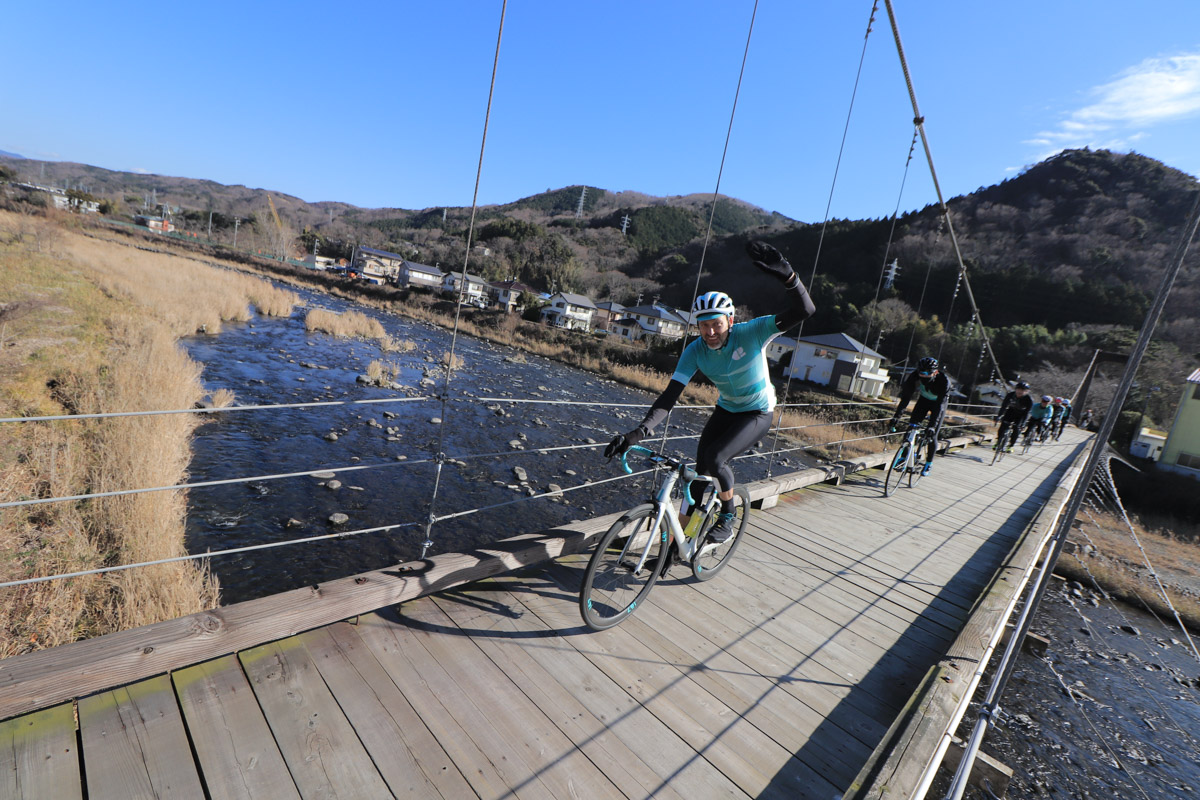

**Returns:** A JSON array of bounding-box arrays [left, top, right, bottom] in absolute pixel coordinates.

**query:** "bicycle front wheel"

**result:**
[[692, 485, 750, 582], [910, 440, 929, 487], [884, 443, 909, 497], [580, 504, 667, 630]]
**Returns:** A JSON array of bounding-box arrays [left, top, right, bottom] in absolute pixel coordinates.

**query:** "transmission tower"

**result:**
[[575, 187, 587, 219]]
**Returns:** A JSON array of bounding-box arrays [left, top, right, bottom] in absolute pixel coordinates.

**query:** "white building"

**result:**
[[612, 303, 690, 341], [442, 271, 489, 305], [400, 260, 444, 290], [541, 292, 598, 331], [781, 333, 890, 398], [1130, 427, 1167, 461]]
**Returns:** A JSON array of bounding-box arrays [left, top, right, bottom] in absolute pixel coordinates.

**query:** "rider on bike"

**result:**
[[889, 356, 950, 475], [995, 380, 1032, 452], [1023, 395, 1054, 442], [1054, 396, 1072, 440], [604, 240, 816, 543]]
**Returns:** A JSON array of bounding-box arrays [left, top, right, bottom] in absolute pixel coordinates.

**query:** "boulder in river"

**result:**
[[328, 513, 349, 525]]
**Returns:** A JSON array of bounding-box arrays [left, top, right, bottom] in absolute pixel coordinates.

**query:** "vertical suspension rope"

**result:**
[[655, 0, 759, 457], [882, 0, 1006, 387], [420, 0, 508, 559], [765, 0, 880, 477]]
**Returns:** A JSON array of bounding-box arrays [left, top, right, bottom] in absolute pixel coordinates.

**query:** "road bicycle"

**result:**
[[883, 422, 935, 497], [1019, 420, 1046, 455], [579, 445, 750, 631], [990, 420, 1015, 466]]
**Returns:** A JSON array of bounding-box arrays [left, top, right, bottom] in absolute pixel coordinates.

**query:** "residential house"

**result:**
[[592, 301, 626, 332], [399, 260, 443, 290], [540, 292, 598, 331], [613, 303, 690, 341], [782, 332, 889, 398], [442, 270, 489, 305], [302, 253, 338, 271], [1157, 367, 1200, 479], [765, 336, 798, 364], [488, 279, 536, 313], [354, 246, 406, 284]]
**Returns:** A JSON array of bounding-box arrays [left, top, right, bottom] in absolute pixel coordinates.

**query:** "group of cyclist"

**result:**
[[994, 382, 1073, 452]]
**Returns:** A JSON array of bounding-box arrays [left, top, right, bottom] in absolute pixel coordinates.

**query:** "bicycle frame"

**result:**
[[617, 445, 723, 567]]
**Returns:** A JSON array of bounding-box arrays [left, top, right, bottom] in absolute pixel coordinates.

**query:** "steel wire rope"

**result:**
[[765, 0, 878, 479], [857, 125, 919, 375], [1093, 464, 1200, 662], [1038, 654, 1156, 800], [882, 0, 1006, 388], [0, 395, 438, 425], [418, 0, 507, 558], [647, 0, 759, 482]]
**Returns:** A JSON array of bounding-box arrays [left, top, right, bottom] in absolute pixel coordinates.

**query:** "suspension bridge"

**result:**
[[0, 424, 1095, 799]]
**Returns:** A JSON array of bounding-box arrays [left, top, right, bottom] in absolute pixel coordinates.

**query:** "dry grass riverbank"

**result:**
[[0, 210, 297, 656]]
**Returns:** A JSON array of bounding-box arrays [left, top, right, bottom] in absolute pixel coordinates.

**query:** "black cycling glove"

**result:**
[[746, 240, 796, 283], [603, 427, 644, 459]]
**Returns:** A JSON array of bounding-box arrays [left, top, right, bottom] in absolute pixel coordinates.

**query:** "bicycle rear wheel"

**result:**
[[580, 504, 667, 630], [692, 485, 750, 581], [884, 443, 909, 497], [910, 439, 929, 487]]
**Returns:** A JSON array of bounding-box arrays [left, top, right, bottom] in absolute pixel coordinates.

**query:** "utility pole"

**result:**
[[207, 210, 213, 239], [233, 217, 241, 248], [620, 214, 631, 235]]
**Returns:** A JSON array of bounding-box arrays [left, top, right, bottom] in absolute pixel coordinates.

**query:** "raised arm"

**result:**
[[745, 241, 816, 332]]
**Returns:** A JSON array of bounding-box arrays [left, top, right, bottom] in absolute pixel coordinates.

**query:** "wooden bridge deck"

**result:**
[[0, 430, 1090, 799]]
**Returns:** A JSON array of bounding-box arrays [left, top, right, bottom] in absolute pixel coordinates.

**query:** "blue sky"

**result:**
[[3, 1, 1199, 222]]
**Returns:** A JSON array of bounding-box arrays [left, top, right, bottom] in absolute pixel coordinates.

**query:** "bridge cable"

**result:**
[[882, 0, 1006, 387], [765, 0, 879, 478], [419, 0, 508, 558]]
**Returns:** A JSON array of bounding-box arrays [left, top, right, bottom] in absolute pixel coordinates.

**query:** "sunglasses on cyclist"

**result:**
[[918, 370, 932, 377]]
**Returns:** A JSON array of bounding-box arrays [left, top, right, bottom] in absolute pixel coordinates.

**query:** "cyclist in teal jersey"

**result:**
[[1023, 395, 1055, 440], [605, 241, 816, 543], [1054, 397, 1072, 439]]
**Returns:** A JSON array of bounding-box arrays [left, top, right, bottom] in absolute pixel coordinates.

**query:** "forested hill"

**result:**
[[3, 148, 1197, 388]]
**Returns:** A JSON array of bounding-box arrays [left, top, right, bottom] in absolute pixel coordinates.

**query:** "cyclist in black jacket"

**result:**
[[890, 356, 950, 475], [995, 381, 1032, 452]]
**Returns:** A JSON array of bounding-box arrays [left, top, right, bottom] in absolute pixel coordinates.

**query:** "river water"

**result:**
[[182, 291, 1200, 799], [180, 288, 801, 604]]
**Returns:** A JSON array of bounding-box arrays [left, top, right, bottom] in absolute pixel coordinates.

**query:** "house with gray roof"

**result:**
[[540, 292, 598, 331], [781, 332, 890, 398]]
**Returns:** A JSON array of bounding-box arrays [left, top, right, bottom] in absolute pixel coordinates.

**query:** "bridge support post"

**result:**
[[942, 736, 1013, 798]]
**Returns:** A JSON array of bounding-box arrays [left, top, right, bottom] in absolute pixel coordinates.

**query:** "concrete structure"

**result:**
[[302, 253, 338, 271], [1158, 367, 1200, 478], [1130, 427, 1167, 461], [540, 292, 597, 331], [133, 214, 175, 233], [782, 333, 890, 398]]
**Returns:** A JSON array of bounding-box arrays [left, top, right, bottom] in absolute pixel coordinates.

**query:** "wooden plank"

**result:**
[[427, 589, 693, 800], [78, 674, 205, 799], [396, 597, 626, 799], [353, 609, 567, 800], [435, 571, 749, 799], [507, 566, 824, 800], [301, 622, 479, 799], [0, 702, 81, 800], [171, 655, 300, 800], [239, 638, 392, 799]]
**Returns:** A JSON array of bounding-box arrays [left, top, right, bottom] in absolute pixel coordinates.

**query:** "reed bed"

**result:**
[[58, 233, 297, 336], [1061, 510, 1200, 632], [1, 211, 225, 655], [304, 307, 386, 339]]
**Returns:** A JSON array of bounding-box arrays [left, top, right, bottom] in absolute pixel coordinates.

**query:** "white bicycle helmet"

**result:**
[[692, 291, 735, 321]]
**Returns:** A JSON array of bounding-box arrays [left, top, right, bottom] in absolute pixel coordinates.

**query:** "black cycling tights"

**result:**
[[687, 407, 772, 509]]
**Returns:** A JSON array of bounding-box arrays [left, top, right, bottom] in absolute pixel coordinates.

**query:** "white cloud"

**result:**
[[1026, 52, 1200, 153]]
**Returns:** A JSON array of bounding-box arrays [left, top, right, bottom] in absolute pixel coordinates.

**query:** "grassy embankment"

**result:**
[[0, 210, 297, 657], [1062, 510, 1200, 632]]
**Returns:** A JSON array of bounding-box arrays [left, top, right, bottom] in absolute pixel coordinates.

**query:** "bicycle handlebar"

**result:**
[[616, 444, 656, 474]]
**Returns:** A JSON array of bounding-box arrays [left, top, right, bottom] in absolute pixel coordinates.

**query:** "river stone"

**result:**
[[324, 432, 339, 441], [312, 471, 336, 479], [326, 480, 342, 490], [509, 439, 524, 449], [328, 513, 349, 525], [547, 483, 563, 497], [429, 417, 442, 424], [513, 466, 528, 482]]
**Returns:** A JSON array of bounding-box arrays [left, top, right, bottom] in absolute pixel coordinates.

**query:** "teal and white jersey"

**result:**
[[671, 315, 781, 414]]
